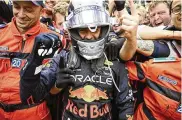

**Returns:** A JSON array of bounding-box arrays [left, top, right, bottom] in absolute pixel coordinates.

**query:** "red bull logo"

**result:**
[[66, 99, 110, 118], [126, 114, 133, 120], [69, 85, 108, 102]]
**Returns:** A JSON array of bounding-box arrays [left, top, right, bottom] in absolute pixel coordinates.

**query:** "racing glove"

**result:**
[[31, 33, 61, 62], [105, 35, 125, 61], [21, 33, 61, 77], [55, 56, 75, 89], [20, 33, 61, 104], [21, 33, 61, 80], [114, 0, 125, 11]]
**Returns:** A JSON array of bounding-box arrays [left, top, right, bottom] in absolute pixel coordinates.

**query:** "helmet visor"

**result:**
[[66, 5, 111, 29]]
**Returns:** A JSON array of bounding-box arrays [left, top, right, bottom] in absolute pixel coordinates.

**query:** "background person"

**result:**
[[52, 1, 69, 31], [126, 56, 181, 120], [0, 0, 13, 24], [40, 0, 57, 26], [148, 1, 171, 27], [0, 1, 63, 120]]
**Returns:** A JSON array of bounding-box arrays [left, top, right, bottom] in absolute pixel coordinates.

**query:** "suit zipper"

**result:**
[[21, 34, 26, 52]]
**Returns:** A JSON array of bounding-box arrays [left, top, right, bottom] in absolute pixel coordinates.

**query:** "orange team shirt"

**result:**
[[126, 58, 181, 120], [0, 17, 58, 104]]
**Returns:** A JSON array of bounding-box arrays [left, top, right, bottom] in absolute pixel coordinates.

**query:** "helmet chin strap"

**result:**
[[88, 25, 97, 32]]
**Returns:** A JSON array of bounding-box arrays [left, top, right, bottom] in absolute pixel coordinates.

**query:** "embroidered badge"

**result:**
[[0, 46, 8, 51], [11, 58, 22, 68], [153, 57, 177, 63], [34, 65, 44, 75], [158, 75, 177, 85]]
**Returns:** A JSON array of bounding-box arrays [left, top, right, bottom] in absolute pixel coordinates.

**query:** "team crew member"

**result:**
[[136, 0, 181, 58], [126, 57, 181, 120], [165, 0, 181, 58], [20, 0, 139, 119], [0, 1, 65, 120], [126, 1, 181, 119]]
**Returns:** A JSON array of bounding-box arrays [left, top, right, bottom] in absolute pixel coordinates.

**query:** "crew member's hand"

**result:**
[[55, 56, 75, 89], [31, 33, 61, 60], [114, 0, 139, 41]]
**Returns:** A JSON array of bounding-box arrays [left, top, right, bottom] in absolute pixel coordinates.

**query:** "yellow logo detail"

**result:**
[[104, 60, 113, 66], [126, 114, 133, 120], [69, 85, 108, 102]]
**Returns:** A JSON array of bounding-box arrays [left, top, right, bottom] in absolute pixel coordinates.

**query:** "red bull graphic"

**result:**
[[66, 99, 110, 118], [69, 85, 108, 102], [126, 114, 133, 120]]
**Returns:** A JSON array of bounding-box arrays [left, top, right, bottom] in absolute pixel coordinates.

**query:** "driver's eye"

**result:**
[[78, 28, 87, 34]]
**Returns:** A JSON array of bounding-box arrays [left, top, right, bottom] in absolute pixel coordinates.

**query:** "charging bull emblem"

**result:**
[[69, 85, 108, 102]]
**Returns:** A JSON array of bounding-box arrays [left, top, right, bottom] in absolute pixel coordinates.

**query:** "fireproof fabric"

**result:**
[[20, 49, 135, 120]]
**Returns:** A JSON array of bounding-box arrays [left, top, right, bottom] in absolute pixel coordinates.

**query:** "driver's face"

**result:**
[[78, 27, 101, 40]]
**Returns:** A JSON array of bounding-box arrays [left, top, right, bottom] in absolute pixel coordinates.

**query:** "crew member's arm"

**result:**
[[136, 40, 170, 57], [138, 25, 181, 40], [118, 0, 138, 61], [125, 60, 151, 82]]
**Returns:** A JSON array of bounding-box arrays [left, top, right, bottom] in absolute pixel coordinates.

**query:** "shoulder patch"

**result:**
[[0, 24, 7, 29], [153, 57, 177, 63]]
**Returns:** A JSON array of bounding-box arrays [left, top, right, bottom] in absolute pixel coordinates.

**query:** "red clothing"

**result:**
[[0, 17, 53, 120], [126, 58, 181, 120]]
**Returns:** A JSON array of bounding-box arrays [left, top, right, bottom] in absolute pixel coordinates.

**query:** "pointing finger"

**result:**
[[128, 0, 137, 17]]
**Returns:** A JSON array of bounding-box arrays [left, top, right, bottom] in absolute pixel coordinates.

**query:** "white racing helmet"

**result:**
[[64, 0, 111, 60]]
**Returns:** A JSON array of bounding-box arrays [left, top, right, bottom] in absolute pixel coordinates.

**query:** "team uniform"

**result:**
[[126, 57, 181, 120], [20, 49, 134, 120], [19, 0, 136, 119], [0, 17, 65, 120]]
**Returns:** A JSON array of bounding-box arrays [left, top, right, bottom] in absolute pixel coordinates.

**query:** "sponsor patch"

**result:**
[[0, 46, 8, 51], [66, 99, 110, 118], [11, 58, 22, 68], [153, 57, 177, 63], [158, 75, 177, 85], [71, 74, 113, 86], [34, 65, 44, 75], [69, 85, 108, 102]]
